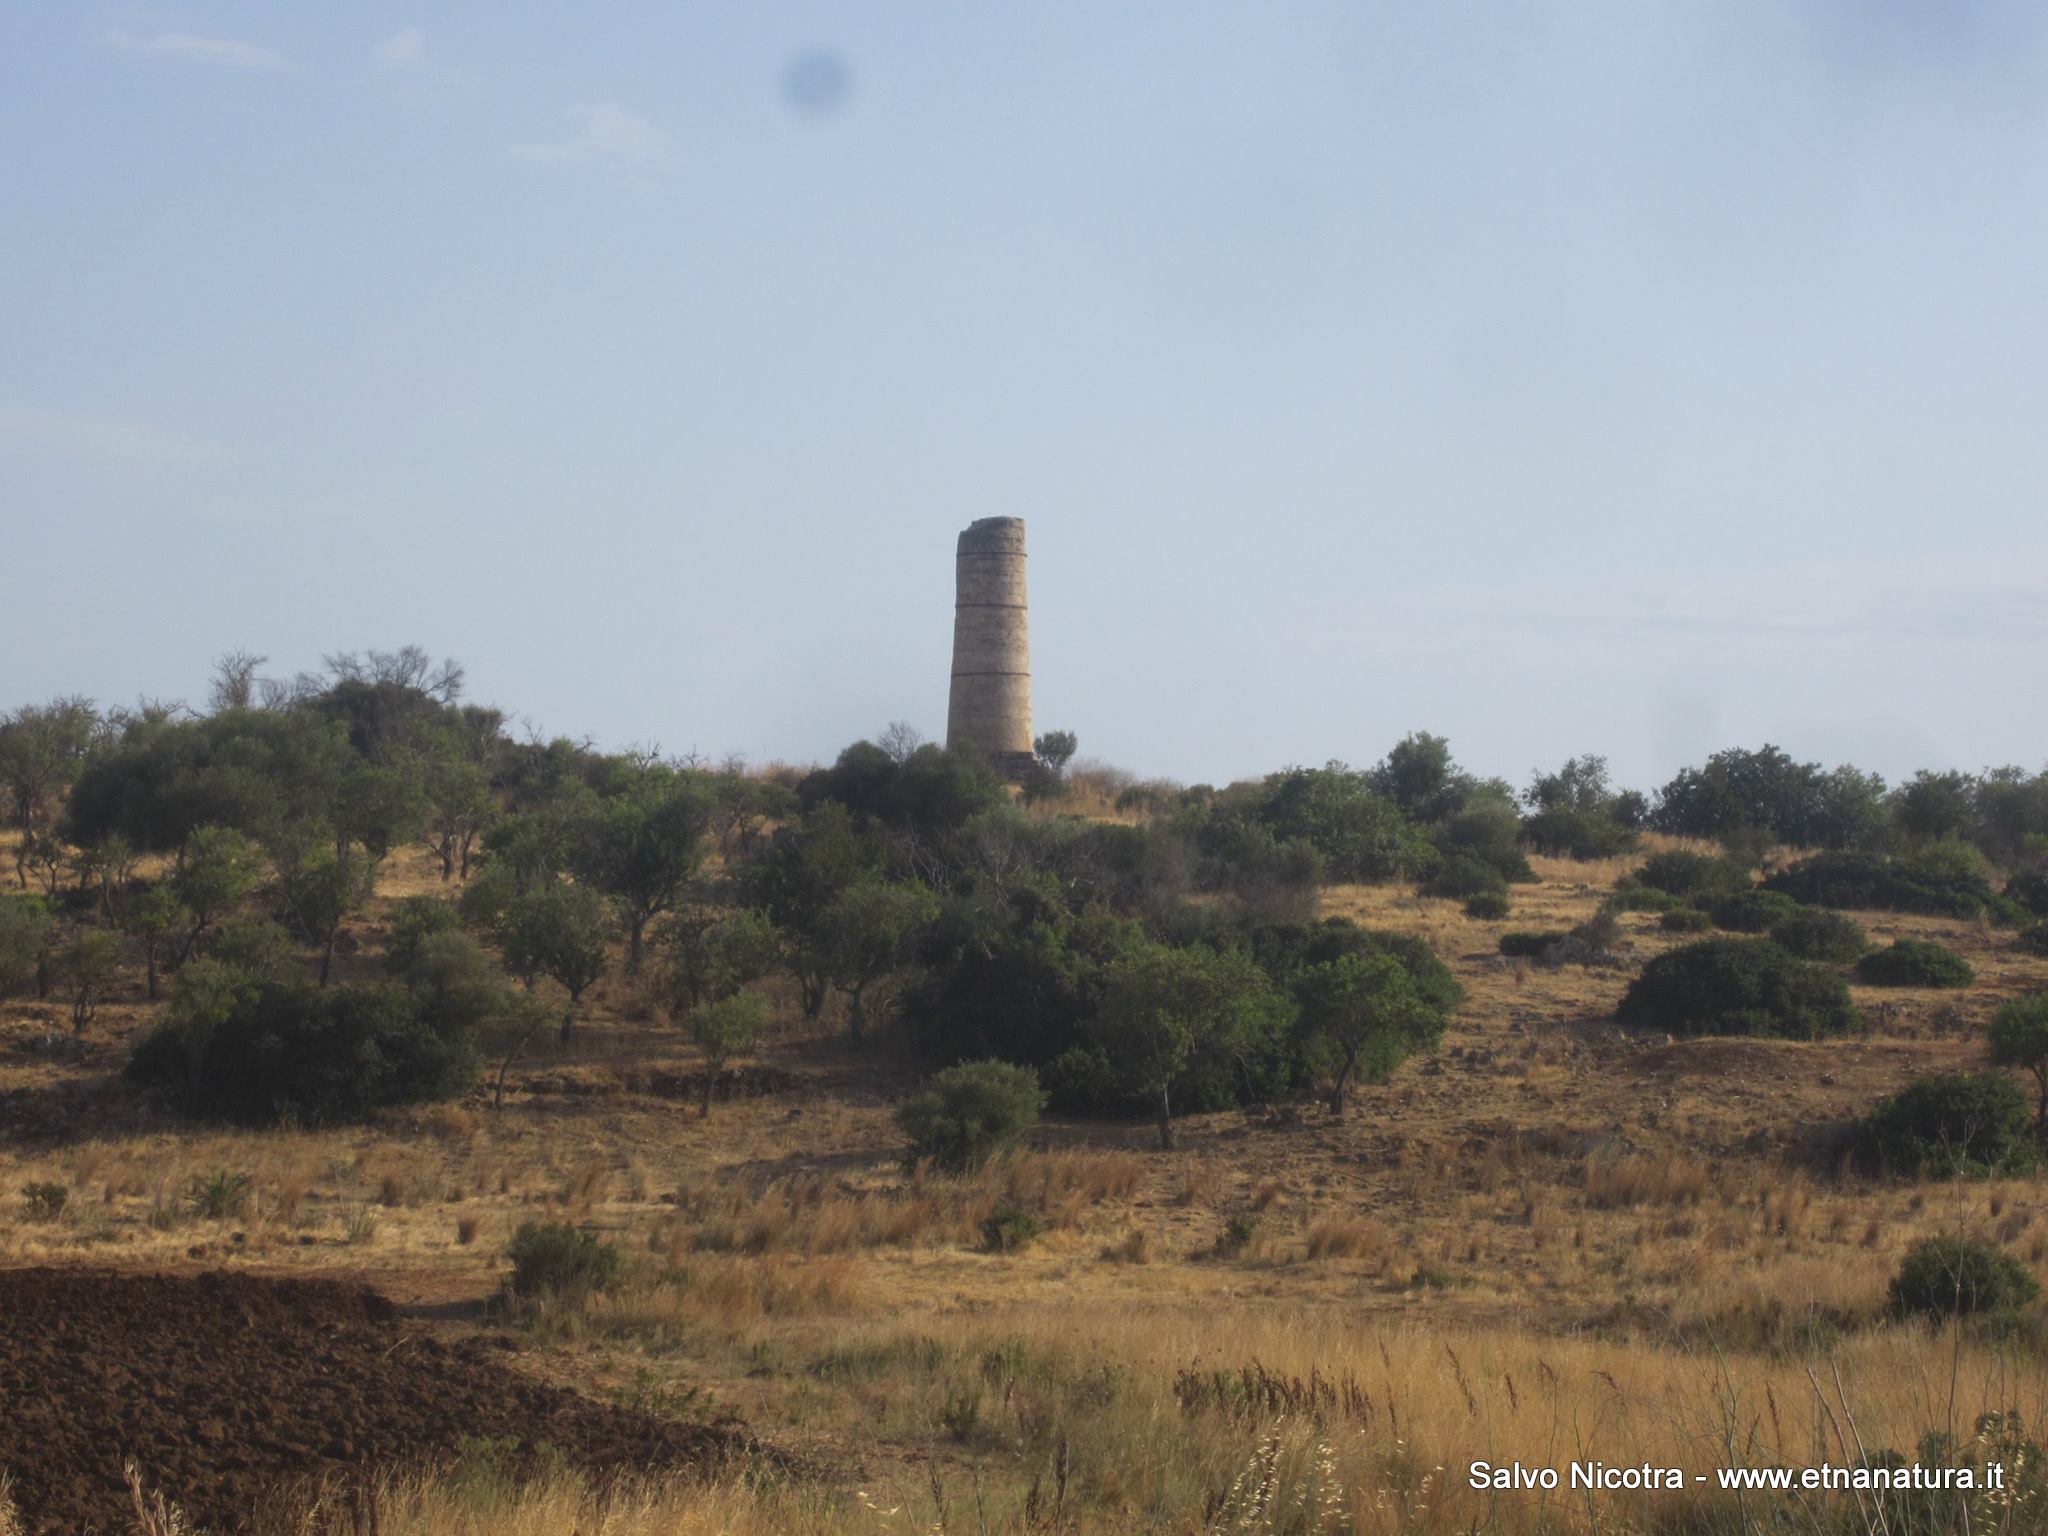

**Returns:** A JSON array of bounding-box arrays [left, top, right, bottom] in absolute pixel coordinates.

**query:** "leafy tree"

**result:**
[[664, 907, 781, 1012], [1653, 745, 1886, 850], [170, 825, 263, 962], [1293, 950, 1439, 1115], [1765, 851, 2019, 923], [383, 895, 464, 975], [496, 879, 611, 1040], [817, 879, 941, 1045], [210, 918, 295, 980], [336, 762, 425, 864], [0, 697, 99, 881], [569, 769, 712, 974], [1366, 732, 1474, 822], [895, 1060, 1044, 1170], [56, 928, 122, 1033], [1090, 942, 1291, 1149], [127, 885, 189, 1000], [415, 739, 495, 881], [0, 894, 55, 1000], [398, 928, 514, 1038], [745, 803, 885, 1019], [277, 843, 375, 984], [684, 992, 771, 1117], [1250, 764, 1433, 882], [1987, 994, 2048, 1131]]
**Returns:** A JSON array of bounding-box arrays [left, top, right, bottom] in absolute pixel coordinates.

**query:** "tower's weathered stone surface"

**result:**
[[946, 517, 1033, 777]]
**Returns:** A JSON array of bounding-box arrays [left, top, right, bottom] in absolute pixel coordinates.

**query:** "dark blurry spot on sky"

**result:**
[[782, 49, 851, 118]]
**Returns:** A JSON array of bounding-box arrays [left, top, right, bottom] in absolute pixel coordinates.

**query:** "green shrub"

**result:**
[[188, 1169, 251, 1220], [507, 1221, 622, 1298], [1418, 853, 1507, 901], [21, 1181, 67, 1221], [383, 895, 464, 975], [1855, 939, 1975, 989], [1764, 852, 2022, 924], [2006, 871, 2048, 920], [1631, 851, 1751, 904], [1708, 889, 1801, 934], [981, 1206, 1043, 1253], [1519, 808, 1638, 861], [1213, 1213, 1261, 1258], [126, 978, 477, 1124], [1601, 886, 1682, 914], [895, 1060, 1045, 1172], [1768, 909, 1869, 964], [1615, 939, 1860, 1039], [2016, 923, 2048, 958], [1660, 908, 1712, 933], [1988, 994, 2048, 1128], [1462, 891, 1510, 920], [1889, 1236, 2040, 1318], [1853, 1073, 2038, 1178], [1499, 931, 1567, 959]]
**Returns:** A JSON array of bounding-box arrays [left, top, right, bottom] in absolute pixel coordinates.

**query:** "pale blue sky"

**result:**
[[4, 3, 2046, 792]]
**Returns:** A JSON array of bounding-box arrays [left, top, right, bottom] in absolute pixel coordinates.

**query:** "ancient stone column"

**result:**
[[946, 517, 1034, 778]]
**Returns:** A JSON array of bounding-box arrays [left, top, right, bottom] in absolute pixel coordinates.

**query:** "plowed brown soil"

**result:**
[[0, 1267, 744, 1535]]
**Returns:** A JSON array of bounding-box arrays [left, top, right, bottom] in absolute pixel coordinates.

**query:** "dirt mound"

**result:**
[[0, 1267, 744, 1535]]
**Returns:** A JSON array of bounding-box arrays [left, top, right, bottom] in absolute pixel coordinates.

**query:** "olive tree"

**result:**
[[684, 992, 771, 1117], [816, 879, 940, 1045], [1293, 950, 1440, 1116], [1989, 993, 2048, 1132]]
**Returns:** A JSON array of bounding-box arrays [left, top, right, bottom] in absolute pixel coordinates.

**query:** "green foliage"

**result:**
[[1616, 938, 1860, 1039], [1292, 949, 1442, 1113], [383, 895, 464, 975], [664, 908, 781, 1012], [1247, 763, 1434, 883], [1659, 908, 1711, 933], [1764, 851, 2022, 923], [816, 879, 941, 1043], [1499, 931, 1567, 958], [188, 1168, 252, 1219], [2018, 923, 2048, 958], [568, 769, 712, 972], [896, 1060, 1045, 1172], [2007, 870, 2048, 920], [1519, 807, 1638, 860], [1599, 886, 1681, 914], [1854, 1073, 2039, 1178], [686, 992, 771, 1115], [1889, 1237, 2040, 1318], [981, 1206, 1043, 1253], [495, 879, 612, 1006], [1418, 852, 1507, 901], [1707, 888, 1800, 933], [21, 1181, 68, 1221], [1631, 851, 1752, 904], [1652, 745, 1887, 850], [210, 918, 294, 979], [0, 894, 54, 997], [401, 929, 515, 1037], [800, 742, 1008, 836], [1365, 733, 1483, 823], [1090, 941, 1292, 1147], [171, 825, 263, 948], [1855, 939, 1975, 990], [127, 977, 478, 1124], [55, 927, 123, 1032], [507, 1221, 623, 1298], [1986, 993, 2048, 1127], [1462, 890, 1510, 919], [1767, 908, 1869, 964], [276, 842, 375, 983]]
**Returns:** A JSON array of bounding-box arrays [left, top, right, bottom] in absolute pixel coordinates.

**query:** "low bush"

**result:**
[[1890, 1236, 2040, 1318], [1615, 939, 1859, 1039], [1418, 853, 1508, 901], [507, 1221, 622, 1298], [21, 1181, 67, 1221], [1499, 931, 1567, 959], [126, 977, 478, 1124], [1708, 888, 1801, 934], [1855, 939, 1975, 989], [981, 1206, 1043, 1253], [896, 1060, 1045, 1172], [2006, 871, 2048, 920], [1660, 909, 1712, 933], [1768, 909, 1869, 964], [1602, 886, 1682, 915], [1631, 851, 1752, 904], [1852, 1072, 2038, 1178], [1765, 852, 2023, 924], [1462, 891, 1510, 920], [1520, 808, 1638, 861], [2016, 923, 2048, 958]]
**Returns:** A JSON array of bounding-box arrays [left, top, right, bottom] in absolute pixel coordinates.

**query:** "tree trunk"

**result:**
[[145, 945, 159, 1002], [626, 917, 645, 977], [847, 985, 866, 1047], [1155, 1084, 1175, 1150], [558, 1006, 575, 1046], [1329, 1052, 1357, 1118], [319, 930, 337, 986], [700, 1069, 715, 1119]]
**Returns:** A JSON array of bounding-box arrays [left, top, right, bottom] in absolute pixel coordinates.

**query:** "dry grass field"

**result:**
[[5, 827, 2048, 1533]]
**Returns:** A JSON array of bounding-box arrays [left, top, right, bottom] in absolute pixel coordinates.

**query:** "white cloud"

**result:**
[[0, 407, 229, 468], [513, 103, 659, 164], [103, 26, 286, 71], [377, 28, 427, 71]]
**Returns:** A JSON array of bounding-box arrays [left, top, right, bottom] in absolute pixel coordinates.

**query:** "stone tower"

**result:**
[[946, 517, 1035, 778]]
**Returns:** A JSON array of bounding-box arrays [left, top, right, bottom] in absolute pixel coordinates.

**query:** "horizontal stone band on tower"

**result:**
[[946, 516, 1033, 779]]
